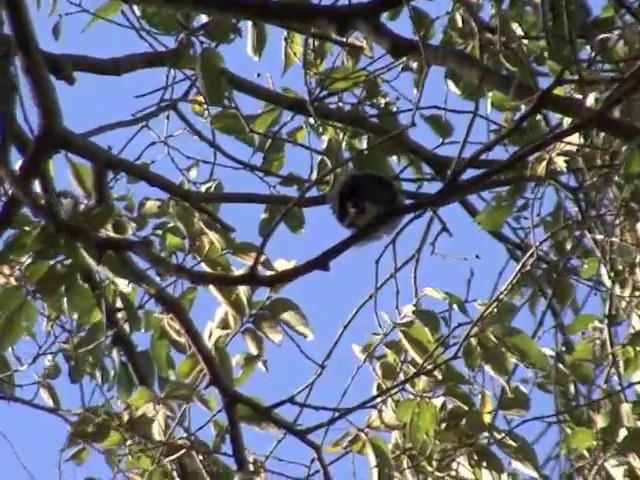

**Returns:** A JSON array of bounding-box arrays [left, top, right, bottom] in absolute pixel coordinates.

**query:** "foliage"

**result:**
[[1, 0, 640, 478]]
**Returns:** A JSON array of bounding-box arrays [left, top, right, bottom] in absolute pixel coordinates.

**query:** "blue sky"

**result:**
[[0, 1, 603, 478]]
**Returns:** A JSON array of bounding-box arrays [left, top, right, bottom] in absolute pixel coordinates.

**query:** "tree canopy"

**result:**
[[2, 0, 640, 478]]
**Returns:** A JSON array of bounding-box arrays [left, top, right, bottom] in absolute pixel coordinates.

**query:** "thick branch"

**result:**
[[122, 0, 400, 31], [357, 19, 640, 142], [41, 47, 502, 175], [1, 1, 63, 232], [5, 0, 62, 126]]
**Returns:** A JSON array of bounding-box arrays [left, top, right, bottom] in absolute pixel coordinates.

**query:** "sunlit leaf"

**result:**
[[566, 427, 596, 452], [83, 0, 122, 31], [211, 110, 250, 138], [283, 31, 303, 74], [476, 201, 514, 232], [138, 7, 193, 34], [65, 445, 90, 465], [241, 327, 265, 358], [478, 333, 513, 378], [263, 297, 314, 340], [247, 21, 267, 60], [127, 386, 154, 409], [580, 257, 599, 279], [364, 436, 393, 480], [567, 314, 600, 335], [197, 47, 229, 107], [67, 159, 95, 199], [492, 325, 550, 370], [177, 352, 201, 381], [319, 66, 368, 92]]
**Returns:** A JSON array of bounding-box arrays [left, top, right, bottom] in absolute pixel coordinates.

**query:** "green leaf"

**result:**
[[283, 31, 303, 74], [319, 66, 368, 93], [177, 352, 201, 380], [566, 359, 595, 385], [395, 398, 417, 423], [213, 342, 234, 383], [567, 314, 600, 335], [414, 401, 438, 438], [162, 230, 185, 252], [203, 16, 240, 44], [421, 113, 453, 140], [234, 353, 259, 387], [409, 7, 435, 40], [495, 430, 541, 477], [493, 325, 550, 370], [100, 430, 125, 450], [497, 385, 531, 416], [116, 362, 135, 399], [284, 207, 305, 234], [231, 241, 275, 270], [398, 321, 436, 364], [476, 201, 514, 232], [83, 0, 122, 32], [422, 287, 468, 315], [414, 309, 440, 334], [0, 229, 39, 262], [462, 339, 480, 371], [75, 321, 106, 355], [65, 445, 90, 465], [179, 286, 198, 313], [262, 139, 285, 173], [475, 445, 505, 474], [489, 91, 521, 111], [386, 5, 404, 21], [0, 287, 37, 352], [128, 386, 155, 409], [580, 257, 599, 279], [626, 331, 640, 348], [138, 7, 193, 35], [477, 333, 513, 378], [263, 297, 313, 340], [210, 110, 251, 139], [76, 204, 114, 232], [623, 148, 640, 179], [0, 353, 15, 395], [365, 436, 393, 480], [162, 380, 196, 402], [241, 328, 264, 358], [197, 47, 229, 107], [138, 198, 166, 218], [351, 149, 396, 177], [67, 281, 100, 326], [553, 275, 575, 308], [566, 427, 596, 451], [0, 285, 29, 317], [247, 21, 267, 60], [52, 17, 63, 41], [617, 427, 640, 455], [151, 330, 171, 378], [253, 311, 284, 344], [443, 385, 475, 409], [485, 300, 519, 326], [235, 397, 295, 431], [67, 159, 95, 199], [250, 106, 282, 134]]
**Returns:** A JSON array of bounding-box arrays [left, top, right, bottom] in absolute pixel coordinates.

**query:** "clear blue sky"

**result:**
[[0, 2, 601, 478]]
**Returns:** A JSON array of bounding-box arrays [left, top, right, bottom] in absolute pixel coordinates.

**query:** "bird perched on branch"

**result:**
[[327, 171, 404, 244]]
